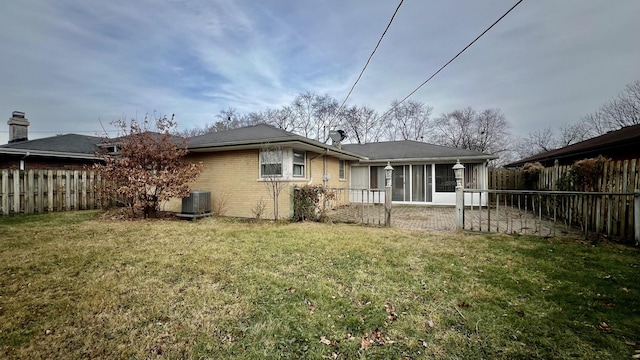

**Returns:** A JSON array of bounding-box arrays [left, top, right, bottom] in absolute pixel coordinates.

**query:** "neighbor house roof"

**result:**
[[342, 140, 497, 164], [186, 124, 366, 160], [0, 134, 103, 160], [507, 124, 640, 167]]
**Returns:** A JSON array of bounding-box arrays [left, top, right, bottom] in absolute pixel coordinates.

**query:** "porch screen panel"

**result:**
[[435, 164, 455, 192], [464, 163, 480, 189], [351, 166, 368, 189], [392, 166, 405, 201], [370, 166, 384, 190], [412, 165, 425, 202], [426, 164, 433, 202]]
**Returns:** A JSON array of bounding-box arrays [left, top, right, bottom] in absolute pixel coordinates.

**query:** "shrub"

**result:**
[[557, 156, 609, 191], [571, 156, 608, 191], [292, 185, 332, 222], [521, 162, 544, 189]]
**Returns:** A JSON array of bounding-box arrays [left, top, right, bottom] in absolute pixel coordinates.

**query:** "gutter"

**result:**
[[356, 155, 497, 164], [0, 148, 99, 160], [188, 138, 366, 160]]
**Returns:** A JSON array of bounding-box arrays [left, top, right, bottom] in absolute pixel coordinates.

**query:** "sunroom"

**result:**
[[342, 141, 497, 206]]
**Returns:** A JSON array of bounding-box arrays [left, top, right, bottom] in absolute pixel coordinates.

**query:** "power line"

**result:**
[[381, 0, 524, 119], [336, 0, 404, 115]]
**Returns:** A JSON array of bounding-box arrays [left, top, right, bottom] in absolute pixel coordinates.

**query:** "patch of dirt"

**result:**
[[97, 208, 179, 221]]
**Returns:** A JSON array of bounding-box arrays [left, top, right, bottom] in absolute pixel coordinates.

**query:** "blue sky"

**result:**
[[1, 0, 639, 144]]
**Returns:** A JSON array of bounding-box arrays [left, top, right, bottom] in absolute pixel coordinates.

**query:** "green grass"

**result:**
[[1, 211, 639, 359]]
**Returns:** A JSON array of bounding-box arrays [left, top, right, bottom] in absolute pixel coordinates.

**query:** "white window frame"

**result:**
[[260, 149, 283, 177], [339, 160, 346, 180], [293, 150, 306, 177]]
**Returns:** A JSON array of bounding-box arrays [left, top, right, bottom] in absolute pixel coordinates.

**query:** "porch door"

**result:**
[[411, 164, 433, 202], [392, 165, 410, 201]]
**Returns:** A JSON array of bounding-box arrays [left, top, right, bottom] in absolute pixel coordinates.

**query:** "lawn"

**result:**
[[1, 211, 639, 359]]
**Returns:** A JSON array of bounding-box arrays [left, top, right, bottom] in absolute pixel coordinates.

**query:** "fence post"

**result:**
[[454, 161, 465, 230], [635, 189, 639, 246], [384, 163, 394, 227]]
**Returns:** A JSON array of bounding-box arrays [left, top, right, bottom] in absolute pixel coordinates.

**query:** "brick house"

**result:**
[[0, 112, 102, 170], [2, 113, 496, 219], [164, 124, 496, 218], [166, 124, 364, 218]]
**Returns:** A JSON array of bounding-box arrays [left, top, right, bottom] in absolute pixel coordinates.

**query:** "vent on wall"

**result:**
[[181, 191, 211, 215]]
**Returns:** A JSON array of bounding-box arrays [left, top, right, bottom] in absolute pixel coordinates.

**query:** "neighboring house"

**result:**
[[0, 112, 102, 170], [507, 124, 640, 167]]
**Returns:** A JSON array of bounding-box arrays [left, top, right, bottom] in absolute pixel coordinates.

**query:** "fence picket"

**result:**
[[490, 157, 640, 242], [1, 170, 8, 215], [0, 169, 102, 216]]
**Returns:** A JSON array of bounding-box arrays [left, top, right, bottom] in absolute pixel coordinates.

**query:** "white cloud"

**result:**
[[1, 0, 639, 145]]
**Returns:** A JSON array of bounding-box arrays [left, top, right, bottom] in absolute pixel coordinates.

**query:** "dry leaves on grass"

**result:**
[[305, 299, 315, 314], [384, 302, 398, 323], [320, 336, 335, 346], [597, 322, 612, 333], [360, 328, 394, 350]]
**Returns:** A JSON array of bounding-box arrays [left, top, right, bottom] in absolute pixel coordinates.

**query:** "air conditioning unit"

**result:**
[[181, 191, 211, 215]]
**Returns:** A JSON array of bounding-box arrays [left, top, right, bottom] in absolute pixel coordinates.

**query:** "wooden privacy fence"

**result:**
[[462, 189, 640, 244], [0, 169, 109, 215], [490, 158, 640, 192]]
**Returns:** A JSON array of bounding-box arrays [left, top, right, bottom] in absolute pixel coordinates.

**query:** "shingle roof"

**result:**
[[0, 134, 103, 154], [342, 140, 496, 162], [187, 124, 297, 147], [507, 124, 640, 167]]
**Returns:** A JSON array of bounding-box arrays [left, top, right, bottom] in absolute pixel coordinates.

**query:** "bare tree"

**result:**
[[582, 79, 640, 135], [292, 92, 316, 140], [430, 107, 512, 167], [383, 99, 433, 141], [514, 127, 556, 159], [260, 144, 287, 220], [94, 114, 202, 218], [262, 106, 297, 132], [514, 122, 591, 161], [339, 105, 383, 144], [291, 92, 340, 142], [557, 122, 590, 147], [432, 107, 510, 154]]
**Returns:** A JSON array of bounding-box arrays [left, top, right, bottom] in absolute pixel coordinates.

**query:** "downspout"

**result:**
[[323, 149, 328, 187], [20, 151, 30, 171]]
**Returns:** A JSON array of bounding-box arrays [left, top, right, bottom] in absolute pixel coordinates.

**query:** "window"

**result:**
[[261, 149, 282, 177], [293, 150, 305, 177], [339, 160, 346, 180], [435, 164, 456, 192]]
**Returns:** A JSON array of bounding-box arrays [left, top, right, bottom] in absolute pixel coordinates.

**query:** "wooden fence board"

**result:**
[[490, 157, 640, 241], [13, 170, 20, 214], [1, 170, 8, 215], [0, 169, 104, 216]]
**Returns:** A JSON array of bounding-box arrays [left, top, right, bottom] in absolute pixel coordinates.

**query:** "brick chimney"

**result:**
[[8, 111, 29, 143]]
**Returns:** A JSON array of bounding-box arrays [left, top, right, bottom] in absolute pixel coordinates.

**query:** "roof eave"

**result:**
[[0, 148, 99, 160], [357, 155, 497, 164], [188, 137, 366, 160]]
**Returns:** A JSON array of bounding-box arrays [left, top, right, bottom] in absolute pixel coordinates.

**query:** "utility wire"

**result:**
[[381, 0, 524, 119], [335, 0, 404, 115]]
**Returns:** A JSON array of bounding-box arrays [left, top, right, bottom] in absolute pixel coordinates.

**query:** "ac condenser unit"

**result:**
[[181, 191, 211, 215]]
